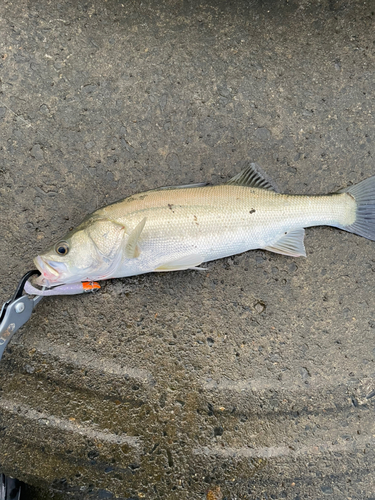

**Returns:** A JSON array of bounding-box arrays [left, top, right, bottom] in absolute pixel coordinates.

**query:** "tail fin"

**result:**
[[339, 176, 375, 241]]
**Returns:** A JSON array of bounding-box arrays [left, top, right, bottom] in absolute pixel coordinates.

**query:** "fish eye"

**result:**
[[55, 242, 69, 256]]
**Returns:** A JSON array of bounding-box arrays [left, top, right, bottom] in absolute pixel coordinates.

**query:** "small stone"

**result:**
[[30, 144, 44, 160], [166, 152, 180, 170], [160, 94, 167, 112], [217, 85, 230, 98], [299, 367, 311, 380], [97, 489, 113, 499], [39, 104, 50, 115], [207, 486, 223, 500], [82, 84, 97, 94], [254, 302, 266, 314], [320, 485, 333, 495], [254, 127, 271, 140]]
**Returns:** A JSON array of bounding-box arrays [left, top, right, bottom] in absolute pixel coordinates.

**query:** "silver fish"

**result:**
[[34, 162, 375, 289]]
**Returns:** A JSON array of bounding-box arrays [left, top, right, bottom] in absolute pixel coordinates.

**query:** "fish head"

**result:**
[[34, 216, 127, 287]]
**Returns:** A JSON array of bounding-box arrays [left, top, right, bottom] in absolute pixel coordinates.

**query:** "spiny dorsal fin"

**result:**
[[263, 228, 306, 257], [124, 217, 147, 259], [227, 162, 279, 192]]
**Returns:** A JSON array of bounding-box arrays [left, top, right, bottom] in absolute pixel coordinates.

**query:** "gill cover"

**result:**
[[86, 217, 147, 280]]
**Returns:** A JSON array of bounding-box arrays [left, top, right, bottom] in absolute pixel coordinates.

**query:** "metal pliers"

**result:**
[[0, 270, 43, 362]]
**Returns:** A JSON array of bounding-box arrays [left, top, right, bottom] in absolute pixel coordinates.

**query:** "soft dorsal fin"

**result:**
[[124, 217, 147, 258], [157, 182, 209, 191], [263, 228, 306, 257], [226, 162, 279, 192]]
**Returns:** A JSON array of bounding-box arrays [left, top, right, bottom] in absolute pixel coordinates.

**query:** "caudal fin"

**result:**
[[339, 176, 375, 241]]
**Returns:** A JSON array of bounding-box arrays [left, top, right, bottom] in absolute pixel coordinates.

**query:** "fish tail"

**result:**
[[338, 176, 375, 241]]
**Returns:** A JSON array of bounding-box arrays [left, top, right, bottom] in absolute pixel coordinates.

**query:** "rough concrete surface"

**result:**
[[0, 0, 375, 499]]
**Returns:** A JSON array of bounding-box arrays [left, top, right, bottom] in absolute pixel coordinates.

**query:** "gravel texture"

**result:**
[[0, 1, 375, 499]]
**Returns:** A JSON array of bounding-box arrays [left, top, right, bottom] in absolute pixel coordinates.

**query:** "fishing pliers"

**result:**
[[0, 270, 43, 362]]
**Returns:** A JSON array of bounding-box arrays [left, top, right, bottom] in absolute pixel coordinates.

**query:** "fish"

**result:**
[[33, 162, 375, 291]]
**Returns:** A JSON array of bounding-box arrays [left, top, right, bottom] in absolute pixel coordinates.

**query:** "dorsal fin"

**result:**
[[157, 182, 209, 191], [226, 162, 279, 192]]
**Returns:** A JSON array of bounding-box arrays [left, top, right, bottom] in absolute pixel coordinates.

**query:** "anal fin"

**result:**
[[155, 254, 204, 272], [263, 228, 306, 257]]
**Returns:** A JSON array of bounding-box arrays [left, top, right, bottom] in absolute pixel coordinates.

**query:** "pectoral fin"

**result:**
[[124, 217, 147, 259], [155, 254, 204, 272], [263, 228, 306, 257]]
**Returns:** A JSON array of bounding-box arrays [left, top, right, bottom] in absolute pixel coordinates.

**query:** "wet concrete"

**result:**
[[1, 0, 375, 498]]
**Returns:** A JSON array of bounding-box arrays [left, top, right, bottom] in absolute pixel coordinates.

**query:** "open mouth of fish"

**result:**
[[33, 256, 67, 286]]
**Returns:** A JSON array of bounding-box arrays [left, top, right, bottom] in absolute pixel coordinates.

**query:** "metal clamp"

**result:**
[[0, 270, 43, 361]]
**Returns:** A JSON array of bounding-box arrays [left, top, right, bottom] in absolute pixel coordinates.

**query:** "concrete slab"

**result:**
[[0, 0, 375, 499]]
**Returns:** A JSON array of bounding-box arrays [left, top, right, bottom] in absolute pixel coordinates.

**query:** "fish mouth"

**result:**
[[33, 256, 67, 286]]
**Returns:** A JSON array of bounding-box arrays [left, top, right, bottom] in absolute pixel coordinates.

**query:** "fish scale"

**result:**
[[96, 185, 355, 274], [32, 162, 375, 292]]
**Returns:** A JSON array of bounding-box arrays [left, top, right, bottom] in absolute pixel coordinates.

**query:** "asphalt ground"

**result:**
[[0, 0, 375, 499]]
